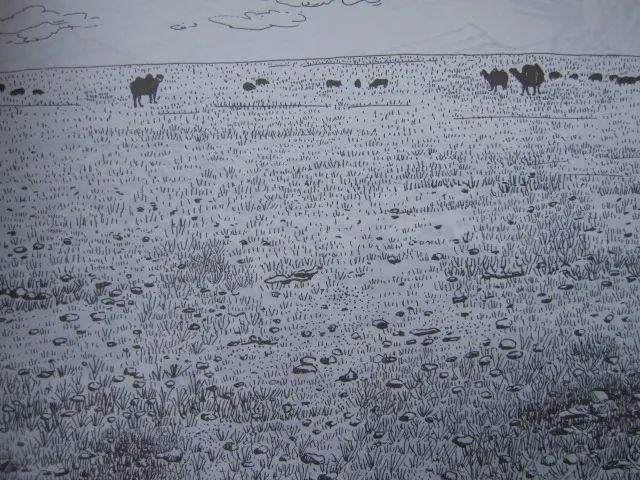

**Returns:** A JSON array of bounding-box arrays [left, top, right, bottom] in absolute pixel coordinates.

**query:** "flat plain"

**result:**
[[1, 54, 639, 479]]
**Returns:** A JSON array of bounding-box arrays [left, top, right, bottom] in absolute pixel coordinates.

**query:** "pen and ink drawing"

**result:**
[[0, 1, 639, 480]]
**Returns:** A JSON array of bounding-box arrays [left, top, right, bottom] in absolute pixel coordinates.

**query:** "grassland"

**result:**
[[0, 54, 639, 479]]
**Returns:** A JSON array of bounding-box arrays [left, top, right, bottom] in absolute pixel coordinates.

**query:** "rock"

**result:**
[[602, 459, 632, 470], [292, 364, 317, 374], [421, 363, 437, 372], [201, 413, 217, 421], [78, 451, 96, 460], [541, 454, 557, 467], [591, 390, 609, 403], [337, 369, 358, 382], [300, 452, 325, 465], [0, 460, 18, 473], [372, 319, 388, 329], [52, 337, 68, 346], [496, 318, 512, 329], [320, 355, 337, 365], [53, 465, 70, 476], [410, 328, 440, 336], [196, 361, 209, 370], [452, 435, 475, 448], [499, 338, 517, 350], [386, 379, 403, 389], [156, 449, 183, 463], [563, 454, 578, 465], [59, 313, 79, 322], [89, 312, 107, 322]]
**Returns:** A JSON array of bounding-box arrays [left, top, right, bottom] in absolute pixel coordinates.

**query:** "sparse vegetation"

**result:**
[[0, 54, 639, 479]]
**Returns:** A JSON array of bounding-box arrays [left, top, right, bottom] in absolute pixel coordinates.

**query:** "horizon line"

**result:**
[[1, 51, 639, 74]]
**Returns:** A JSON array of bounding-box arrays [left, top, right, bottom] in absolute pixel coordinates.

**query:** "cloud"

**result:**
[[276, 0, 334, 6], [341, 0, 382, 5], [209, 9, 307, 30], [170, 22, 198, 31], [275, 0, 381, 6], [0, 5, 99, 44]]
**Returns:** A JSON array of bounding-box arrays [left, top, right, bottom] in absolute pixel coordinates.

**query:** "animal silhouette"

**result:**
[[243, 82, 256, 91], [32, 89, 44, 95], [509, 64, 544, 95], [10, 88, 25, 96], [326, 80, 342, 88], [369, 78, 388, 88], [616, 76, 638, 85], [354, 79, 361, 88], [589, 73, 603, 81], [130, 74, 164, 107], [0, 83, 4, 92], [609, 74, 618, 82], [480, 69, 508, 92], [549, 71, 562, 80], [569, 73, 579, 80], [255, 78, 269, 86]]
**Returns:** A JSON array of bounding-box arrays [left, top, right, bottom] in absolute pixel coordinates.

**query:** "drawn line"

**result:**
[[348, 103, 410, 108], [2, 53, 639, 74], [159, 104, 329, 114], [562, 173, 625, 178], [454, 115, 596, 120], [303, 60, 428, 67], [0, 103, 79, 108]]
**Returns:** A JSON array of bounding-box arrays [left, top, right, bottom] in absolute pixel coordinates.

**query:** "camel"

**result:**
[[589, 73, 603, 81], [509, 64, 544, 95], [549, 71, 562, 80], [130, 74, 164, 108], [480, 68, 508, 92]]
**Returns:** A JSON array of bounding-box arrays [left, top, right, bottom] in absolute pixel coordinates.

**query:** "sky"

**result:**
[[1, 0, 639, 70]]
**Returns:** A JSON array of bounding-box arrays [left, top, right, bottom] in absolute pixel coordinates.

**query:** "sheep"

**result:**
[[369, 78, 389, 88]]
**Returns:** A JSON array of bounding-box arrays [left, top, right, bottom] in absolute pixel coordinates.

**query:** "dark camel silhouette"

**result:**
[[130, 74, 164, 107], [609, 74, 618, 82], [549, 71, 562, 80], [326, 80, 342, 88], [569, 73, 579, 80], [480, 68, 508, 92], [509, 64, 544, 95], [589, 73, 603, 81]]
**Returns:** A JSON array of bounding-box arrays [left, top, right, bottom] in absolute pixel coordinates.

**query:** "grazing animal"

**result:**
[[589, 73, 603, 81], [326, 80, 342, 88], [10, 87, 25, 96], [509, 64, 544, 95], [129, 74, 164, 107], [369, 78, 388, 88], [354, 79, 361, 88], [243, 82, 256, 91], [549, 71, 562, 80], [255, 78, 269, 86], [616, 76, 638, 85], [609, 74, 618, 82], [569, 73, 579, 80], [0, 83, 4, 92], [480, 68, 508, 92], [32, 89, 44, 95]]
